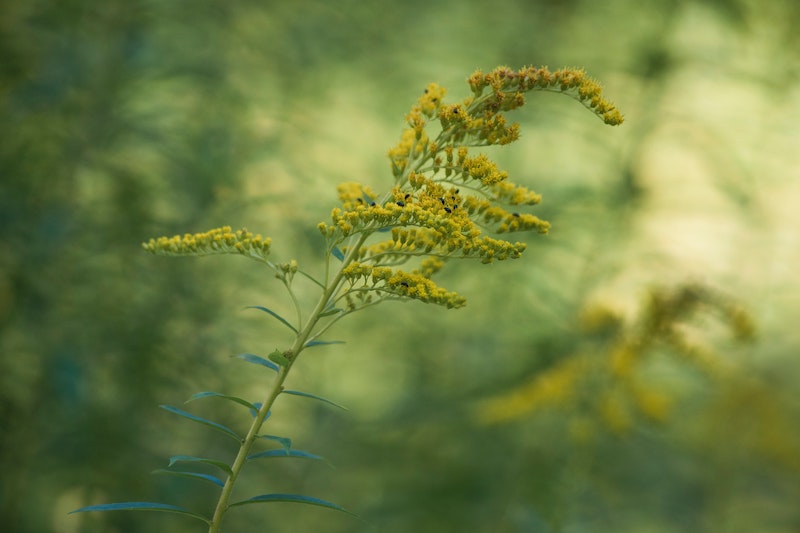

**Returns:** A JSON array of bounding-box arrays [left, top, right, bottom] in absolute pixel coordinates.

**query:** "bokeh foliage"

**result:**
[[2, 0, 799, 532]]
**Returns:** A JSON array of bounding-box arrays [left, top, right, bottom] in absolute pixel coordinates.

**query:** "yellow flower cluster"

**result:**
[[319, 175, 529, 266], [144, 67, 622, 314], [438, 102, 522, 146], [388, 127, 429, 175], [390, 82, 447, 169], [142, 226, 271, 262], [467, 65, 624, 126], [414, 82, 447, 119], [341, 261, 466, 309], [413, 257, 445, 278], [389, 66, 623, 170], [491, 182, 543, 206], [322, 66, 625, 309], [336, 182, 378, 211], [454, 153, 507, 185], [461, 196, 550, 234]]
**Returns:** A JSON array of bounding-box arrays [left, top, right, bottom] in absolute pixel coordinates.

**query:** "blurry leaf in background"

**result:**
[[0, 1, 262, 532]]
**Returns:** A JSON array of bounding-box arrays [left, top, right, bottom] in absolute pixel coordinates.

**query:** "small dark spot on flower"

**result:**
[[396, 201, 405, 207], [444, 207, 452, 213]]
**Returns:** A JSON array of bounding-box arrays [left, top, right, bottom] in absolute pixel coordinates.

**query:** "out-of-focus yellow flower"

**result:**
[[477, 356, 587, 424], [475, 284, 756, 437]]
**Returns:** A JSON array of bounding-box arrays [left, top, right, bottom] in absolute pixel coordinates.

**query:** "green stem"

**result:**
[[206, 233, 370, 533], [207, 367, 287, 533]]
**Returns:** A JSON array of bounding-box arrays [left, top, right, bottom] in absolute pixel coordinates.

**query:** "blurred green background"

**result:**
[[2, 0, 799, 532]]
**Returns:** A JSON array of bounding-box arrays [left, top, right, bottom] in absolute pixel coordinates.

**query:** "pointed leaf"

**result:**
[[282, 390, 349, 411], [247, 449, 323, 461], [153, 469, 225, 488], [249, 402, 267, 419], [234, 353, 279, 372], [331, 247, 345, 261], [185, 391, 257, 412], [229, 493, 359, 519], [159, 405, 241, 442], [297, 269, 325, 289], [304, 339, 346, 348], [168, 455, 233, 476], [257, 434, 292, 450], [68, 502, 210, 523], [318, 307, 344, 318], [246, 306, 298, 333]]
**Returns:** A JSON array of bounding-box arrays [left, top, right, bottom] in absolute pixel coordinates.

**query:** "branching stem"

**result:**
[[206, 232, 370, 533]]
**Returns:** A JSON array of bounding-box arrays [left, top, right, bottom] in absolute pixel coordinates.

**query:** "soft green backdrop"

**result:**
[[2, 1, 799, 532]]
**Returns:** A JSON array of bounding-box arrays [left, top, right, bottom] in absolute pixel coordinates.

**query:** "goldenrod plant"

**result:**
[[477, 283, 756, 432], [71, 66, 623, 531]]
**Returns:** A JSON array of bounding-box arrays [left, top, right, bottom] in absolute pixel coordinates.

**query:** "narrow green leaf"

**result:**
[[249, 402, 267, 419], [331, 246, 345, 261], [257, 434, 292, 449], [297, 269, 325, 289], [246, 305, 298, 333], [282, 389, 349, 411], [247, 449, 323, 461], [185, 391, 257, 412], [234, 353, 279, 372], [319, 307, 344, 318], [153, 469, 225, 488], [268, 349, 291, 368], [159, 405, 241, 442], [229, 493, 359, 519], [68, 502, 210, 523], [305, 339, 346, 348], [168, 455, 233, 476]]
